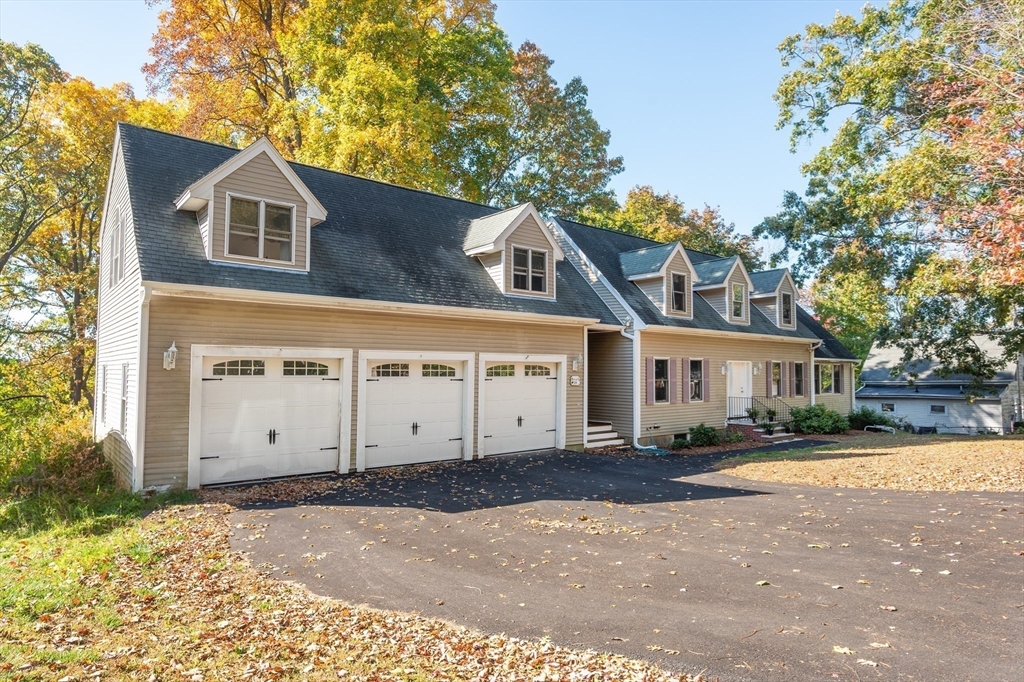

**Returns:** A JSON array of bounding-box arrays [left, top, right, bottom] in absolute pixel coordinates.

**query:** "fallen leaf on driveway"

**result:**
[[869, 642, 892, 649], [880, 605, 898, 611], [858, 659, 879, 666], [833, 646, 855, 655], [756, 580, 772, 586]]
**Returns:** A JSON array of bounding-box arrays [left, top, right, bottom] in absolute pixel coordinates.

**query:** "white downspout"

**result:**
[[582, 325, 589, 449]]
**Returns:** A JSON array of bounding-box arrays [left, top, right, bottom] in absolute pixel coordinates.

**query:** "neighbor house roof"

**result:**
[[749, 269, 786, 296], [692, 256, 737, 287], [859, 338, 1018, 384], [855, 385, 1002, 401], [619, 242, 678, 278], [118, 124, 616, 324], [554, 218, 830, 342]]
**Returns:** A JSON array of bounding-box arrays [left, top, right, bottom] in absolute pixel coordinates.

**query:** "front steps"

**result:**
[[727, 421, 803, 444], [587, 421, 626, 449]]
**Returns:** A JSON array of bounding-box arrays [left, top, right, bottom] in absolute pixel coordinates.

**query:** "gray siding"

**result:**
[[859, 396, 1003, 433], [95, 140, 143, 487], [211, 151, 309, 271], [197, 204, 209, 257], [726, 265, 750, 325], [1001, 382, 1022, 430], [588, 331, 634, 440], [698, 287, 727, 319], [635, 277, 664, 311]]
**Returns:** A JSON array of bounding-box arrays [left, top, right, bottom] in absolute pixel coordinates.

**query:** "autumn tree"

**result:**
[[585, 185, 764, 270], [756, 0, 1024, 381]]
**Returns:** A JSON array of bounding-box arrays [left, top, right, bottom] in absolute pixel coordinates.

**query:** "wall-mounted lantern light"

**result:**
[[163, 342, 178, 370], [721, 364, 728, 375], [572, 353, 584, 372], [753, 364, 760, 376]]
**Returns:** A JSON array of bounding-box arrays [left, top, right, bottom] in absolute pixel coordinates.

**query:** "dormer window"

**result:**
[[781, 292, 793, 325], [512, 247, 547, 293], [731, 283, 745, 319], [227, 194, 294, 263], [671, 273, 687, 313]]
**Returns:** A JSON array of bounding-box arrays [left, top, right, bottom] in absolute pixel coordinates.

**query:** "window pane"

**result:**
[[531, 250, 545, 272], [782, 293, 793, 324], [372, 363, 409, 377], [732, 285, 744, 318], [690, 359, 702, 401], [228, 229, 259, 257], [486, 364, 515, 377], [654, 359, 668, 402], [672, 274, 686, 312], [795, 363, 803, 395], [264, 204, 293, 262], [524, 364, 551, 376], [422, 364, 456, 377], [930, 404, 946, 414], [819, 364, 833, 393], [263, 233, 291, 262], [772, 362, 782, 396], [513, 272, 528, 290], [531, 271, 545, 292], [230, 198, 259, 227], [513, 248, 528, 269], [881, 403, 895, 412]]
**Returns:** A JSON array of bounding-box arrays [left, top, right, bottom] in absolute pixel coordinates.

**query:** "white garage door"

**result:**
[[364, 360, 465, 468], [200, 357, 341, 485], [483, 361, 558, 456]]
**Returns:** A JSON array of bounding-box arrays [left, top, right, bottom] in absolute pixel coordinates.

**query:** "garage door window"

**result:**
[[212, 359, 265, 376], [487, 364, 515, 377], [524, 364, 551, 376], [422, 364, 456, 377], [283, 360, 329, 376], [372, 363, 409, 377]]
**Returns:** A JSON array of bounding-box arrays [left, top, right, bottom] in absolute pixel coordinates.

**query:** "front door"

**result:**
[[727, 361, 752, 418]]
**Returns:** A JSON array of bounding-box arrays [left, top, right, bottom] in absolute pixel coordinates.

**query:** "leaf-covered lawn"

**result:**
[[0, 501, 693, 681], [715, 432, 1024, 492]]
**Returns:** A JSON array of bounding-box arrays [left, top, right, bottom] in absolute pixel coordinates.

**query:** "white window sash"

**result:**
[[225, 192, 296, 264]]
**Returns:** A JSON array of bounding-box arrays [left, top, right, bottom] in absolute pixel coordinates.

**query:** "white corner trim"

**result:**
[[186, 345, 353, 489], [477, 353, 567, 458], [355, 350, 475, 472], [133, 286, 152, 492]]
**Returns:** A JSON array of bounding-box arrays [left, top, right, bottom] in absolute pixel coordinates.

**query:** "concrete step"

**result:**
[[758, 432, 802, 441], [588, 437, 626, 447], [587, 422, 615, 434]]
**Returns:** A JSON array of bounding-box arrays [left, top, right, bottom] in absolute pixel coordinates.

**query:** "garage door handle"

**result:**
[[450, 378, 463, 381], [546, 429, 557, 432], [199, 456, 219, 460], [322, 377, 340, 381], [202, 378, 222, 381], [320, 446, 338, 451], [546, 377, 557, 380], [366, 444, 378, 448], [449, 437, 462, 441]]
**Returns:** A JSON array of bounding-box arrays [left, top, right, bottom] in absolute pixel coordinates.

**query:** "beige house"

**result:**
[[95, 124, 856, 490]]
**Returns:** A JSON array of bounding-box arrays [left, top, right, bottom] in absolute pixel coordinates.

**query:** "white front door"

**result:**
[[363, 360, 464, 468], [200, 357, 341, 485], [727, 361, 752, 418], [483, 362, 558, 456]]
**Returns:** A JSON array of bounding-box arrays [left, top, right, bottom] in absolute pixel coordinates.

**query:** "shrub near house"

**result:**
[[789, 405, 849, 434]]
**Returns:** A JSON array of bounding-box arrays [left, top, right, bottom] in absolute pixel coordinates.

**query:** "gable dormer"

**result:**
[[693, 255, 752, 325], [175, 138, 327, 272], [619, 242, 696, 318], [749, 269, 798, 330], [464, 203, 564, 300]]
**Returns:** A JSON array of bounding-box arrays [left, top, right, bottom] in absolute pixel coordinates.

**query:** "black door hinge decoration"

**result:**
[[517, 416, 523, 427], [268, 429, 278, 445], [319, 446, 339, 451], [412, 422, 419, 435]]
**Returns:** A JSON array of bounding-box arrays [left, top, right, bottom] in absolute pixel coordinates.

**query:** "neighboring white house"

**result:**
[[856, 339, 1023, 434]]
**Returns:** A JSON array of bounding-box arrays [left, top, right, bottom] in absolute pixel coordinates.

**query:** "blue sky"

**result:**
[[0, 0, 866, 247]]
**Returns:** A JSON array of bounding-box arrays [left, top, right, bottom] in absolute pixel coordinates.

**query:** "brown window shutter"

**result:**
[[765, 360, 772, 396], [702, 357, 710, 403], [645, 357, 655, 405], [669, 358, 678, 404], [682, 357, 690, 403], [781, 361, 787, 398], [804, 362, 809, 396], [837, 365, 843, 394]]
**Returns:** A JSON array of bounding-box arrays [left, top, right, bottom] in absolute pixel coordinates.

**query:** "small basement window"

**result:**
[[512, 247, 547, 293], [422, 364, 455, 377], [671, 273, 687, 313], [524, 364, 551, 376], [653, 358, 669, 403], [881, 403, 895, 412], [283, 360, 329, 376], [227, 195, 294, 263], [486, 364, 515, 377], [781, 292, 793, 325], [930, 404, 946, 415]]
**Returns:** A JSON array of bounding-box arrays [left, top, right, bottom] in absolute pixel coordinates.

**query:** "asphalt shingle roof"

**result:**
[[119, 124, 617, 324], [556, 218, 829, 343], [462, 204, 528, 251], [692, 256, 737, 287], [750, 269, 786, 296], [795, 308, 860, 361], [859, 338, 1017, 384], [618, 243, 677, 278], [855, 385, 1001, 401]]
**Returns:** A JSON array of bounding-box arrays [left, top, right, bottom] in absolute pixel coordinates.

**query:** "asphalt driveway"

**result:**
[[227, 450, 1024, 681]]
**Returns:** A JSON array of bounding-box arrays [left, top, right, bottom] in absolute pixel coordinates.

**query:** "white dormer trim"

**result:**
[[464, 203, 564, 261], [174, 137, 328, 223], [750, 270, 798, 329]]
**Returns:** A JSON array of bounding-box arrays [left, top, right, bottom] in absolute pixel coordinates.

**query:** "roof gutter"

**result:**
[[144, 281, 602, 327], [644, 323, 823, 345]]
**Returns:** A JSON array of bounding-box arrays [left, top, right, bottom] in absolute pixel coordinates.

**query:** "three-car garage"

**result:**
[[190, 346, 566, 487]]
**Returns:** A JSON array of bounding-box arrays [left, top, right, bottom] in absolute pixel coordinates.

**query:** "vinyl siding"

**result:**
[[95, 141, 143, 487], [197, 204, 209, 257], [211, 151, 308, 271], [698, 287, 727, 319], [814, 362, 855, 414], [663, 252, 693, 319], [752, 296, 776, 326], [504, 215, 556, 299], [143, 296, 586, 488], [638, 330, 813, 443], [861, 396, 1003, 433], [635, 277, 664, 310], [1001, 382, 1022, 430], [588, 331, 634, 440], [478, 252, 503, 291], [552, 227, 629, 323]]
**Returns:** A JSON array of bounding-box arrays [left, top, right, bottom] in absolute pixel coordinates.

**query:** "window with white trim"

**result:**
[[794, 362, 804, 396], [283, 360, 329, 376], [731, 283, 745, 319], [781, 292, 793, 325], [422, 363, 455, 377], [227, 195, 294, 262], [486, 364, 515, 377], [689, 359, 703, 401], [930, 404, 946, 415], [101, 365, 108, 425], [771, 361, 783, 397], [108, 210, 124, 288], [372, 363, 409, 377], [671, 273, 687, 313], [654, 358, 669, 403], [816, 363, 834, 394], [120, 363, 129, 433], [512, 247, 547, 293], [213, 359, 266, 376], [881, 402, 895, 412], [524, 364, 551, 376]]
